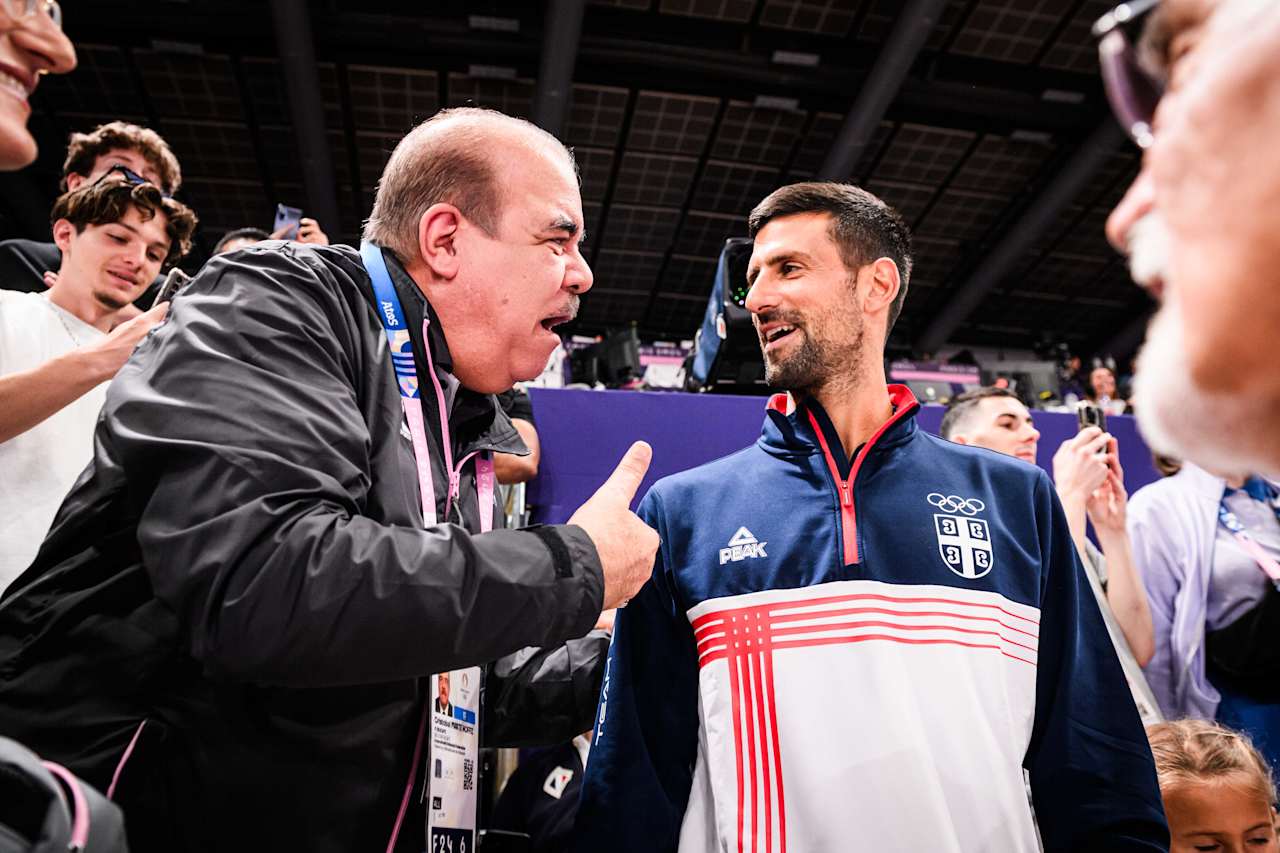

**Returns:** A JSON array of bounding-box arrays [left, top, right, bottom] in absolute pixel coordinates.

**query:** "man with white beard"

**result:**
[[1098, 0, 1280, 477]]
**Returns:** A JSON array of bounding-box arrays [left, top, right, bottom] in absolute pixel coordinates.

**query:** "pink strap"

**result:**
[[42, 761, 89, 851], [1230, 530, 1280, 584], [106, 719, 146, 800], [476, 454, 495, 534], [401, 400, 437, 526]]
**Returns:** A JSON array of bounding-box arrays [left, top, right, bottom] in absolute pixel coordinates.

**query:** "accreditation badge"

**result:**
[[426, 666, 481, 853]]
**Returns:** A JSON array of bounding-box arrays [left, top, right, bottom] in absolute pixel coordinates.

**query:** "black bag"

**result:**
[[0, 737, 128, 852], [1205, 583, 1280, 701]]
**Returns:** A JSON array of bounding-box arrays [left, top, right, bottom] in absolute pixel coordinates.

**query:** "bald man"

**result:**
[[0, 107, 657, 853]]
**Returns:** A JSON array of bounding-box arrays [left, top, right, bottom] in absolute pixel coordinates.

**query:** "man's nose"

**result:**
[[565, 250, 593, 295], [1105, 168, 1155, 254], [12, 17, 78, 76], [743, 278, 772, 316]]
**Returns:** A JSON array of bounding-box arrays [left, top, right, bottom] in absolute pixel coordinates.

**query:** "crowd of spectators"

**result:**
[[0, 0, 1279, 851]]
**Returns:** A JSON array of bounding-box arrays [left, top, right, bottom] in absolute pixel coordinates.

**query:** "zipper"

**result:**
[[804, 390, 918, 567], [807, 410, 860, 565]]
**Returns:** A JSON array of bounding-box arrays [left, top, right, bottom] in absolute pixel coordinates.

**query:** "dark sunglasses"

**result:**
[[1093, 0, 1164, 149], [95, 164, 173, 199]]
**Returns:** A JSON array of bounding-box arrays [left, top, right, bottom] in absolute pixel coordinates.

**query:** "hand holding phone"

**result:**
[[272, 203, 303, 241], [155, 268, 190, 304]]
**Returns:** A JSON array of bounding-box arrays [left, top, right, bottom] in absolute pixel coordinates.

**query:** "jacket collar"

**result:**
[[759, 384, 920, 469]]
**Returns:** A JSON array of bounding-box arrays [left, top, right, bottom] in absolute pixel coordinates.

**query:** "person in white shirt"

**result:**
[[0, 172, 196, 591]]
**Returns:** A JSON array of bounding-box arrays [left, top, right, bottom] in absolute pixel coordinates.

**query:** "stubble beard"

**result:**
[[762, 316, 865, 397]]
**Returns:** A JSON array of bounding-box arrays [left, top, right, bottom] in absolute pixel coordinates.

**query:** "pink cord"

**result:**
[[106, 719, 147, 800], [385, 701, 430, 853], [43, 761, 89, 851]]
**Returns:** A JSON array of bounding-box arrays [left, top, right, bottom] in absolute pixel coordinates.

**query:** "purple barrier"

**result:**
[[526, 388, 1160, 524]]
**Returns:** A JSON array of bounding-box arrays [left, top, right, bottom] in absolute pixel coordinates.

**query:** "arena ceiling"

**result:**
[[4, 0, 1156, 358]]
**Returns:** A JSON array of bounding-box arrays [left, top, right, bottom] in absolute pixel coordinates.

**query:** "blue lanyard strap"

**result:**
[[360, 241, 419, 400]]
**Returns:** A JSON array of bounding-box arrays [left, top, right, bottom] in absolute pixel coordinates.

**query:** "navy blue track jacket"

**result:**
[[575, 386, 1168, 852]]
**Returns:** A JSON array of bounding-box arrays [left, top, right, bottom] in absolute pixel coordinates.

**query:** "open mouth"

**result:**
[[0, 64, 35, 106], [540, 314, 571, 333], [759, 323, 799, 351], [107, 270, 138, 288]]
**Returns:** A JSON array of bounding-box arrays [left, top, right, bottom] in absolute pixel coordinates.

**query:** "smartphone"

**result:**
[[1076, 401, 1107, 434], [155, 268, 190, 304], [273, 203, 303, 241]]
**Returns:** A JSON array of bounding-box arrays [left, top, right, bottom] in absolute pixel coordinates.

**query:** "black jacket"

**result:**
[[0, 243, 608, 852]]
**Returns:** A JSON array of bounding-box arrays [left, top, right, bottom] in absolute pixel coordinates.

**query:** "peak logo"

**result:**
[[720, 527, 767, 565]]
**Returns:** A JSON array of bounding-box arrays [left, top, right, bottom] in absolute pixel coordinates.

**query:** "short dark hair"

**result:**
[[939, 386, 1020, 440], [61, 121, 182, 196], [748, 182, 913, 334], [50, 178, 197, 270], [213, 227, 271, 255]]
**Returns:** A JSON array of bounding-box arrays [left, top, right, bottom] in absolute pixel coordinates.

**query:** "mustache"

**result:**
[[559, 294, 580, 321], [1125, 211, 1170, 287], [753, 311, 805, 331]]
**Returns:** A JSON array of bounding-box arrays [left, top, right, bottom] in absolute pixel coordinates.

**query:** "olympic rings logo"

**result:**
[[927, 493, 986, 515]]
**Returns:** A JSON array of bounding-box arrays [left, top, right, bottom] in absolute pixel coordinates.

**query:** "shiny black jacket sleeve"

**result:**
[[484, 630, 611, 747], [106, 245, 605, 688]]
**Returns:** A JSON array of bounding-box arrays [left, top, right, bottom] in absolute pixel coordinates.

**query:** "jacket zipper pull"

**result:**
[[839, 480, 853, 507], [448, 469, 461, 501]]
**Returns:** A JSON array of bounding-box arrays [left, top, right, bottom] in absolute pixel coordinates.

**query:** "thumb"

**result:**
[[593, 441, 653, 507], [145, 301, 170, 322]]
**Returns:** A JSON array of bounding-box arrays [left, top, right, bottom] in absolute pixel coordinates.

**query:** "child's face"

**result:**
[[1164, 775, 1278, 853]]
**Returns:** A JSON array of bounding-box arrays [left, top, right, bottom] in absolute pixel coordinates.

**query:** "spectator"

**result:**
[[1100, 0, 1280, 476], [0, 121, 181, 294], [211, 226, 269, 255], [212, 218, 330, 255], [493, 387, 540, 485], [1087, 363, 1130, 415], [1129, 461, 1280, 771], [941, 386, 1155, 665], [0, 0, 75, 170], [0, 174, 195, 592], [0, 107, 655, 853], [1147, 719, 1278, 852]]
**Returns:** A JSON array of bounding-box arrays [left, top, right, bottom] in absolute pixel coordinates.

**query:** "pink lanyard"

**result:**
[[1218, 489, 1280, 589], [403, 315, 494, 533]]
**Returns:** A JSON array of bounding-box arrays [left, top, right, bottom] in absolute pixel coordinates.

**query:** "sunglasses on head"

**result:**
[[1093, 0, 1164, 150], [95, 164, 172, 199]]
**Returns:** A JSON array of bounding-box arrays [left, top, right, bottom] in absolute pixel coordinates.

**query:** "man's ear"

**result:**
[[51, 219, 76, 255], [64, 172, 87, 191], [949, 433, 970, 446], [861, 256, 901, 317], [416, 203, 464, 281]]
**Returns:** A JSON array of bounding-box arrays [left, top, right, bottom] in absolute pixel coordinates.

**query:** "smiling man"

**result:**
[[0, 107, 657, 853], [0, 175, 194, 591], [575, 183, 1167, 852], [1099, 0, 1280, 476], [0, 120, 183, 296]]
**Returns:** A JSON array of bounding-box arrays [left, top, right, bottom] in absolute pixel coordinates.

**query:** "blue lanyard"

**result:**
[[1218, 481, 1280, 589], [360, 241, 419, 399], [360, 243, 495, 532]]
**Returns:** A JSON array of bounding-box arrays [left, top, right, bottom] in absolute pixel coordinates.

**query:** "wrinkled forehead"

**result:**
[[495, 144, 583, 229]]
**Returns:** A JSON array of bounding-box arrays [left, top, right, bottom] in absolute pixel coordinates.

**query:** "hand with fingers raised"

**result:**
[[568, 441, 660, 611]]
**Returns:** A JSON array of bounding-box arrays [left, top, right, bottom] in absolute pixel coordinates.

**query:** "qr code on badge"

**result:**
[[462, 758, 474, 791]]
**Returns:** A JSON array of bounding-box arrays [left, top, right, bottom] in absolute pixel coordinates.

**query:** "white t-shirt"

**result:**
[[0, 290, 108, 592]]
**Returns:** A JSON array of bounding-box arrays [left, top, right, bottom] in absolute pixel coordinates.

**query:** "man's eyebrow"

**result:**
[[544, 215, 580, 237], [746, 251, 808, 287]]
